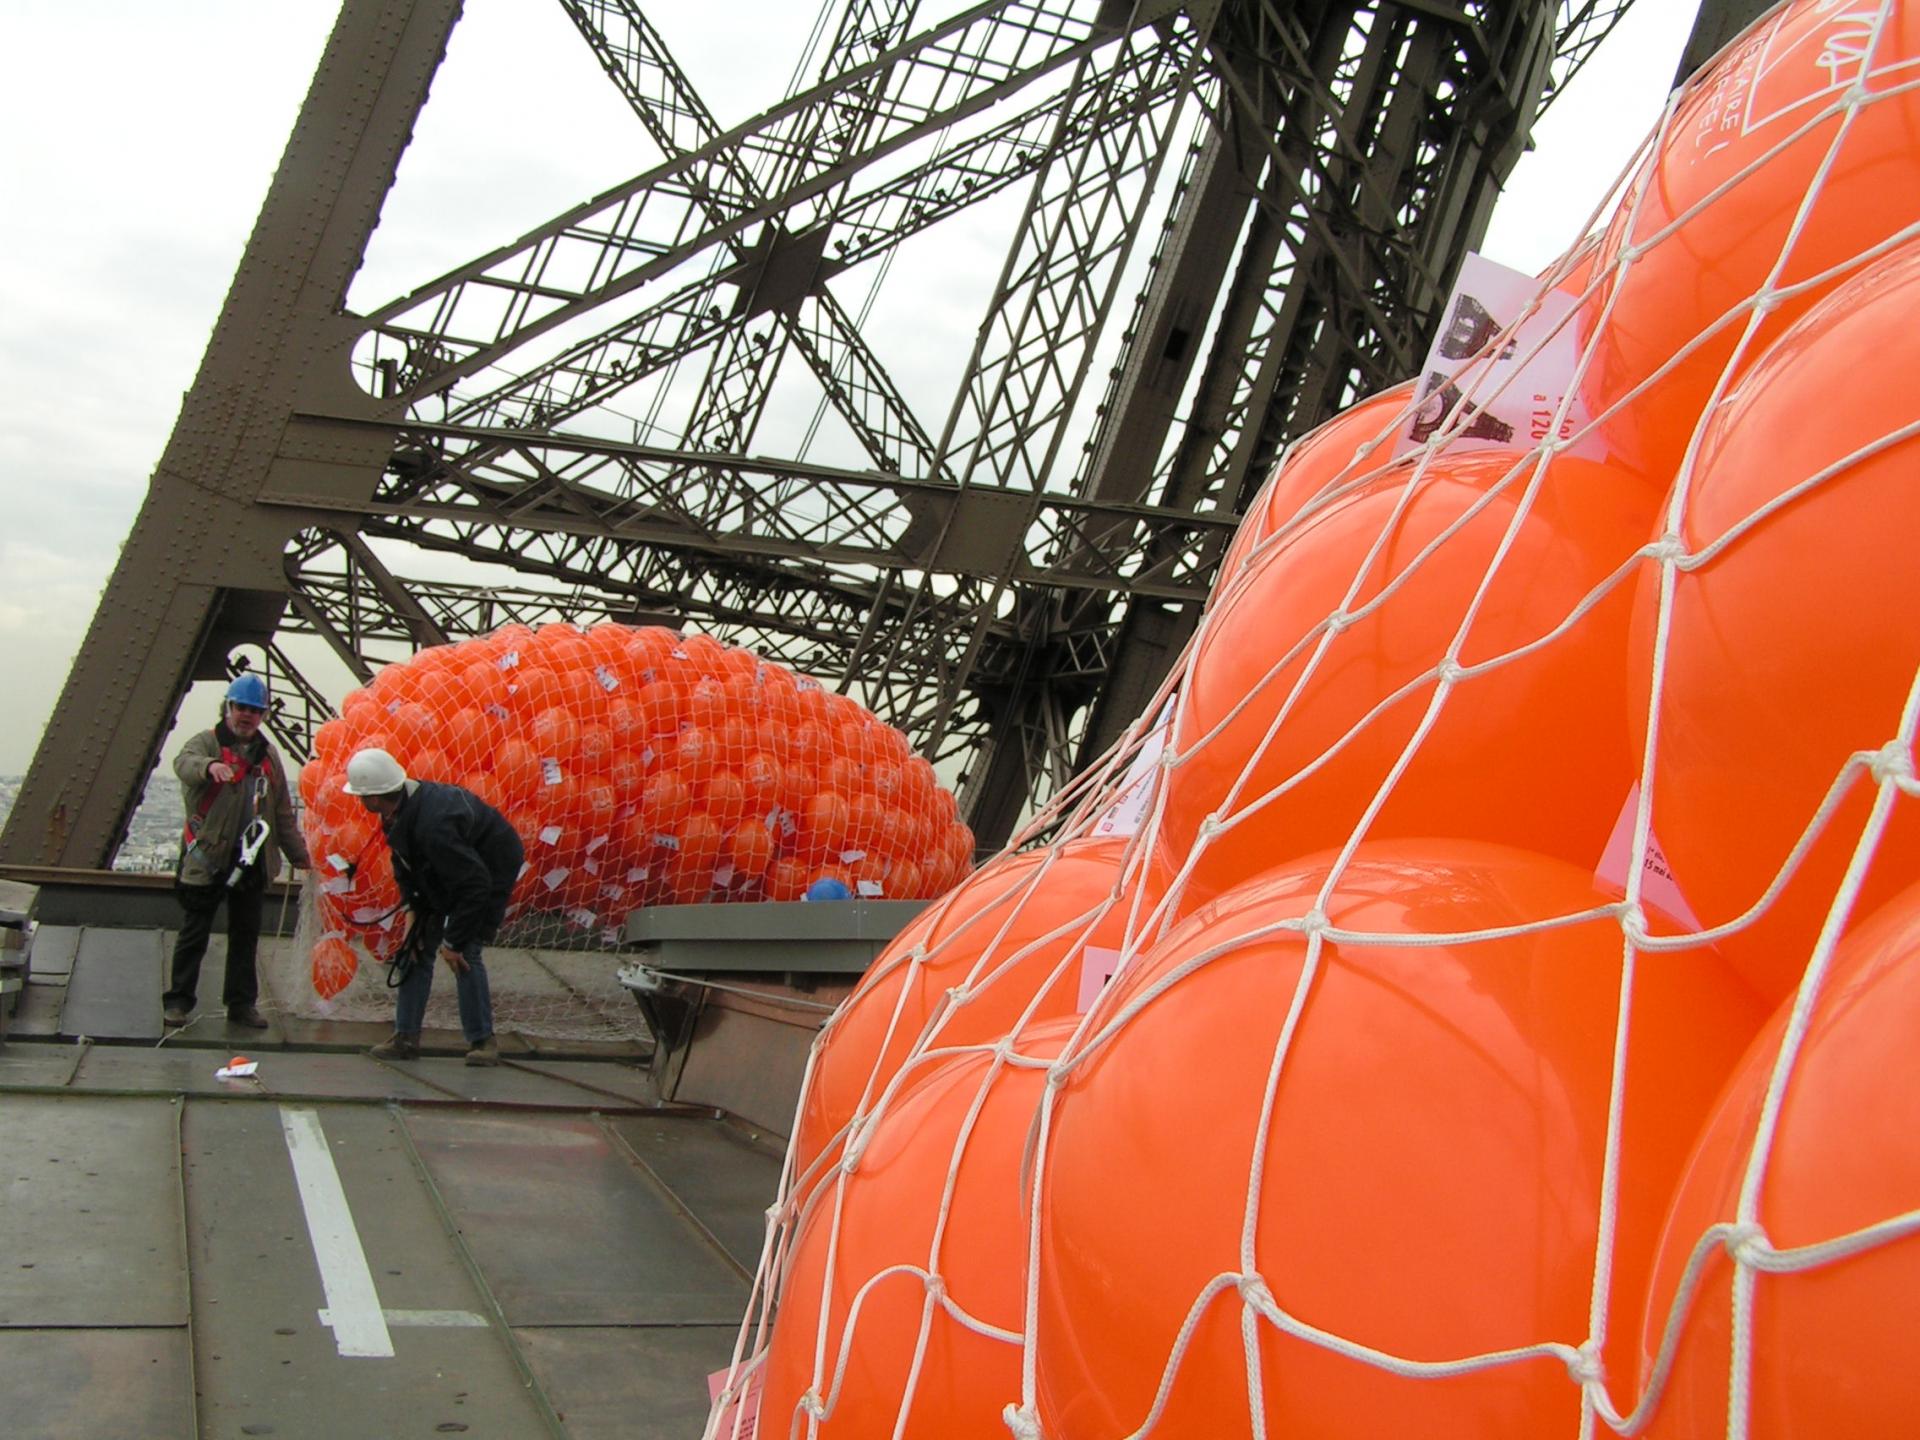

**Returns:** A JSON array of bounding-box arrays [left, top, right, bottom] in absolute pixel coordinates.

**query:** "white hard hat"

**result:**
[[342, 747, 408, 796]]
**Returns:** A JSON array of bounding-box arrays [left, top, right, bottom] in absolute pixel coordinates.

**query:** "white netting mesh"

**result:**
[[268, 625, 972, 1038], [710, 4, 1920, 1436]]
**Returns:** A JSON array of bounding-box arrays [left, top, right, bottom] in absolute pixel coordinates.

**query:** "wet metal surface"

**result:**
[[407, 1111, 753, 1327], [58, 925, 167, 1040], [0, 1330, 195, 1440], [0, 1094, 187, 1326], [1, 945, 781, 1440]]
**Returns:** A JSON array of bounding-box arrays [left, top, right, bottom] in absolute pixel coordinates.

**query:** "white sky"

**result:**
[[0, 0, 1702, 776]]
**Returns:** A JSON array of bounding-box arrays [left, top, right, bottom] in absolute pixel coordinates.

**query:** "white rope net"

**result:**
[[710, 3, 1920, 1436]]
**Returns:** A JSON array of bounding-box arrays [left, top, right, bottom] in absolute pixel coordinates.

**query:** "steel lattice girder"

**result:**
[[0, 0, 1652, 869]]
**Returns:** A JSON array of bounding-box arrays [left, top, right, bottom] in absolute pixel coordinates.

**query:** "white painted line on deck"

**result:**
[[320, 1308, 489, 1328], [279, 1106, 395, 1358]]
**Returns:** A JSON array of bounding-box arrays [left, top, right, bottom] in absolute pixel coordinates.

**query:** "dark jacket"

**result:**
[[174, 722, 310, 887], [381, 780, 525, 951]]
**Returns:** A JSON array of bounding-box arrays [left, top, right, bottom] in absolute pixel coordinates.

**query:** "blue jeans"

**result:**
[[393, 936, 493, 1046]]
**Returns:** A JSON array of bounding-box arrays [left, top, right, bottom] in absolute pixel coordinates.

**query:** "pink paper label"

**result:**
[[1595, 785, 1704, 931], [1076, 945, 1124, 1012], [707, 1366, 764, 1440]]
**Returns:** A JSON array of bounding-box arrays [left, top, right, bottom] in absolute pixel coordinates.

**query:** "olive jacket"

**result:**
[[173, 723, 311, 887]]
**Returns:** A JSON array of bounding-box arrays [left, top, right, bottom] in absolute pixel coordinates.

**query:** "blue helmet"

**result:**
[[802, 876, 853, 902], [225, 673, 269, 709]]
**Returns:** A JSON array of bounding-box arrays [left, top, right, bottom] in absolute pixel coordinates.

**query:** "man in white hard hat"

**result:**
[[342, 747, 525, 1065]]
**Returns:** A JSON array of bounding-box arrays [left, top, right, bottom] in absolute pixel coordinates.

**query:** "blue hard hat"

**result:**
[[802, 877, 852, 902], [225, 673, 269, 708]]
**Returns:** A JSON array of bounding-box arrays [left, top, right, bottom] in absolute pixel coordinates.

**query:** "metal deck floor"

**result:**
[[0, 930, 781, 1440]]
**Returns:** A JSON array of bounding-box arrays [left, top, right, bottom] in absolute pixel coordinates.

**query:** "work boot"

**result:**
[[464, 1035, 500, 1068], [368, 1032, 420, 1061], [227, 1005, 270, 1030], [162, 1006, 192, 1027]]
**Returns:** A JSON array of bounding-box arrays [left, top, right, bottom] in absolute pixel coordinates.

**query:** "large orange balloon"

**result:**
[[1583, 0, 1920, 477], [311, 935, 358, 1000], [1628, 240, 1920, 1005], [1036, 841, 1763, 1438], [791, 835, 1148, 1187], [762, 1023, 1071, 1438], [1166, 448, 1657, 918], [1639, 881, 1920, 1439], [1217, 380, 1419, 593]]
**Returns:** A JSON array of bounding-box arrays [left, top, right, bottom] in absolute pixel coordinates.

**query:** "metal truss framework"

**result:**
[[4, 0, 1653, 869]]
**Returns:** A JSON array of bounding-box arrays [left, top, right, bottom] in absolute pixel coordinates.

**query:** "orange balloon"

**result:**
[[387, 701, 434, 760], [638, 770, 692, 835], [804, 790, 851, 863], [530, 706, 581, 762], [1628, 241, 1920, 1005], [792, 836, 1145, 1187], [312, 718, 352, 765], [1582, 1, 1920, 477], [729, 820, 775, 882], [444, 705, 502, 763], [762, 1025, 1070, 1438], [1165, 448, 1657, 918], [511, 663, 563, 713], [674, 725, 719, 785], [494, 737, 543, 803], [1639, 881, 1920, 1439], [311, 935, 358, 1000], [1217, 379, 1420, 593], [769, 857, 810, 901], [679, 812, 725, 870], [1036, 841, 1762, 1437]]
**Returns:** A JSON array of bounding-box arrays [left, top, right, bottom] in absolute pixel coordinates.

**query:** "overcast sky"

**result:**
[[0, 0, 1703, 778]]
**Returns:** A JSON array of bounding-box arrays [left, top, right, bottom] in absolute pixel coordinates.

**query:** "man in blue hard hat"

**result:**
[[343, 746, 524, 1066], [162, 673, 311, 1030]]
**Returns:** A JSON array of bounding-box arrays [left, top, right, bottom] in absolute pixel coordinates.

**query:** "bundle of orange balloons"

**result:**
[[298, 623, 973, 994], [730, 5, 1920, 1437]]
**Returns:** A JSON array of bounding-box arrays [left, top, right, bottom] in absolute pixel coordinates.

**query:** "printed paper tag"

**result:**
[[541, 758, 564, 786], [595, 665, 619, 693], [1392, 252, 1603, 463], [629, 867, 651, 883], [707, 1367, 764, 1440], [1094, 701, 1171, 839], [586, 834, 609, 855], [499, 650, 520, 670], [856, 879, 884, 898], [539, 825, 563, 846], [714, 864, 736, 887], [542, 867, 570, 891], [1595, 784, 1704, 931], [328, 853, 352, 872], [840, 849, 867, 863], [1076, 945, 1124, 1012], [215, 1059, 260, 1080], [569, 908, 598, 928]]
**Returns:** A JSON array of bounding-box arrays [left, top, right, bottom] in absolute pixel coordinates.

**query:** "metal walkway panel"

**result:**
[[59, 926, 166, 1040], [505, 1057, 660, 1107], [517, 1325, 742, 1440], [0, 1042, 84, 1087], [382, 1056, 659, 1109], [183, 1099, 556, 1440], [0, 1094, 186, 1325], [25, 924, 79, 977], [0, 1329, 194, 1440], [611, 1115, 783, 1274], [407, 1110, 751, 1326]]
